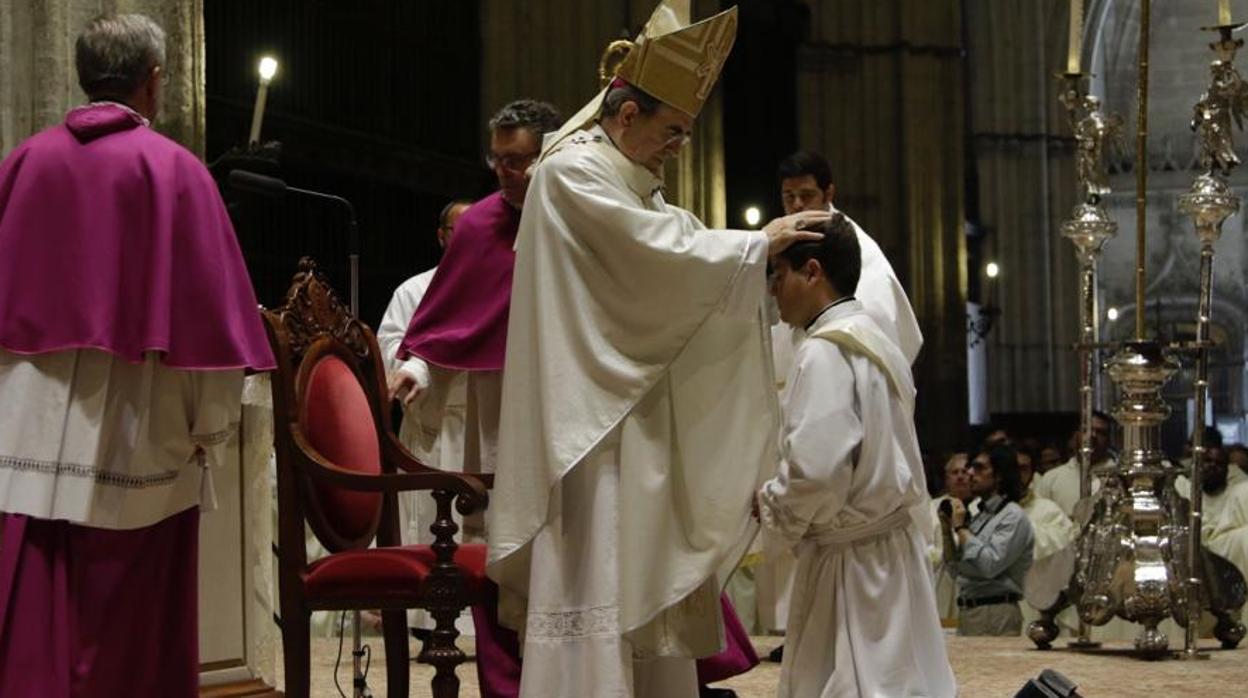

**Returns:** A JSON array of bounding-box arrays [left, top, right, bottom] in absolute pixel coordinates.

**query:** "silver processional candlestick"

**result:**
[[1175, 19, 1248, 660]]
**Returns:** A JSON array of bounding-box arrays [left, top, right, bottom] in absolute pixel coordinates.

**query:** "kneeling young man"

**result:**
[[757, 215, 956, 697]]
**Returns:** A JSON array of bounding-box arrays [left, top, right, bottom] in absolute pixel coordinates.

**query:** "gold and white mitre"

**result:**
[[539, 0, 738, 160]]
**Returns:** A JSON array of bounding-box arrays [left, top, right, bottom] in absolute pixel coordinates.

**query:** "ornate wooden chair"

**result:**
[[263, 258, 490, 698]]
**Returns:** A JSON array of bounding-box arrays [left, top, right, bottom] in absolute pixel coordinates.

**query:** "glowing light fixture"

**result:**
[[744, 206, 761, 227]]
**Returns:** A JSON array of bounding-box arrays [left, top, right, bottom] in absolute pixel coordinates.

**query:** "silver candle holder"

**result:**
[[1030, 4, 1247, 658]]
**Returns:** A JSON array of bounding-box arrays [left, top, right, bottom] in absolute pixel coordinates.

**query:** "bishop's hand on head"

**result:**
[[763, 210, 830, 257]]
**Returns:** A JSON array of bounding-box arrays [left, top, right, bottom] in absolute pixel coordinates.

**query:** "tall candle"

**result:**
[[248, 81, 269, 145], [1068, 0, 1084, 74], [1220, 0, 1232, 25], [248, 57, 278, 146]]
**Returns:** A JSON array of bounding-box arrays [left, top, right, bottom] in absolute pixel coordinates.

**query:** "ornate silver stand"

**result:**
[[1027, 71, 1124, 652], [1029, 3, 1247, 657], [1172, 23, 1248, 659]]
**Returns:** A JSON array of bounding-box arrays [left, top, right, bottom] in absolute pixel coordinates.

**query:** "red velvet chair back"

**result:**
[[262, 258, 396, 553], [298, 351, 384, 542]]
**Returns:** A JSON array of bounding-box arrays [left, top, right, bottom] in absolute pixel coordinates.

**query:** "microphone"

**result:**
[[228, 169, 361, 316], [228, 169, 288, 197]]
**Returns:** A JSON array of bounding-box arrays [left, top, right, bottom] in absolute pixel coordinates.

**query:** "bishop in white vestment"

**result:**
[[487, 6, 824, 695]]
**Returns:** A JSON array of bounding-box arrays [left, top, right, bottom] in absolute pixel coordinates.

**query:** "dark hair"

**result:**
[[488, 99, 563, 139], [777, 213, 861, 297], [1189, 425, 1224, 449], [601, 82, 662, 118], [777, 150, 833, 191], [972, 445, 1027, 503], [437, 199, 472, 228]]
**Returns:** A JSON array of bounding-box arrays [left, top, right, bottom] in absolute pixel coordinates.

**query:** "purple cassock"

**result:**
[[0, 102, 273, 697], [398, 190, 520, 370], [395, 191, 757, 695]]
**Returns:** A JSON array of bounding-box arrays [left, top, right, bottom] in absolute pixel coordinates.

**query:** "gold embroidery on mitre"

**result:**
[[614, 5, 738, 117], [535, 1, 736, 164]]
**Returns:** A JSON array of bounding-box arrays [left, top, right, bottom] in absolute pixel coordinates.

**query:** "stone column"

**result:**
[[799, 0, 969, 452], [0, 0, 205, 157]]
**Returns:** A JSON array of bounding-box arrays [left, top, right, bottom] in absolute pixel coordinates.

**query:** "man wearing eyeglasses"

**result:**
[[388, 98, 561, 453], [386, 98, 560, 698]]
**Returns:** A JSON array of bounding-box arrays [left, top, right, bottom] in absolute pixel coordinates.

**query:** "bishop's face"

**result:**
[[615, 103, 694, 174]]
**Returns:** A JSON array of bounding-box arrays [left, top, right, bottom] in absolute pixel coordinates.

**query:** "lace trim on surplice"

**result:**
[[525, 604, 619, 641], [0, 455, 179, 489]]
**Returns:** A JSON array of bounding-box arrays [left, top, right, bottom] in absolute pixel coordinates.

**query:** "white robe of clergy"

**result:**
[[488, 126, 778, 698], [758, 301, 955, 698], [1206, 480, 1248, 585], [756, 210, 922, 633], [1034, 457, 1107, 518], [377, 267, 474, 633], [1174, 468, 1248, 539], [928, 494, 961, 624], [377, 267, 469, 474], [830, 204, 923, 364], [1018, 491, 1078, 632]]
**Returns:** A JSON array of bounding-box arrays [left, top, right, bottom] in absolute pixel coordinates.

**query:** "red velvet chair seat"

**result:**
[[303, 542, 489, 602]]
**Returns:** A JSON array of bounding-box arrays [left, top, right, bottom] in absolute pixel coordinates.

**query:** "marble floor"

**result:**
[[290, 632, 1247, 697]]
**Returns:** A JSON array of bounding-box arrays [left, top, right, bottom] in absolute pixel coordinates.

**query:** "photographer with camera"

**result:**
[[942, 444, 1035, 636]]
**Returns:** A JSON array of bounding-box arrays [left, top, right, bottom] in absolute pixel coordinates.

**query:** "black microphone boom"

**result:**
[[227, 169, 361, 316], [228, 169, 289, 197]]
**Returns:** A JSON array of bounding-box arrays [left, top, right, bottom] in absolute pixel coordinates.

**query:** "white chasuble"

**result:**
[[488, 127, 778, 698], [758, 302, 955, 698]]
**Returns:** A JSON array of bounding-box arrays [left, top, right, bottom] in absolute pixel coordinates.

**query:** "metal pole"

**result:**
[[1183, 242, 1213, 658], [1133, 0, 1150, 341]]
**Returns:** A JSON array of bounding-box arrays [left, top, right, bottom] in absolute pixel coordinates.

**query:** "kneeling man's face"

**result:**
[[769, 256, 819, 328]]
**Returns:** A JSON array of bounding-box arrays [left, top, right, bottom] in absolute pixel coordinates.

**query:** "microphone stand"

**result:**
[[227, 170, 360, 316], [228, 170, 368, 697]]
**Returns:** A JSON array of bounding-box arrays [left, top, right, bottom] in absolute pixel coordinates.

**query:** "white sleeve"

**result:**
[[717, 231, 769, 317], [758, 343, 861, 550], [377, 278, 424, 376]]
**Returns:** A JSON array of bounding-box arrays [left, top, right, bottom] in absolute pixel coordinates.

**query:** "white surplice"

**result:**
[[488, 126, 778, 698], [0, 348, 242, 529], [758, 301, 955, 698]]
